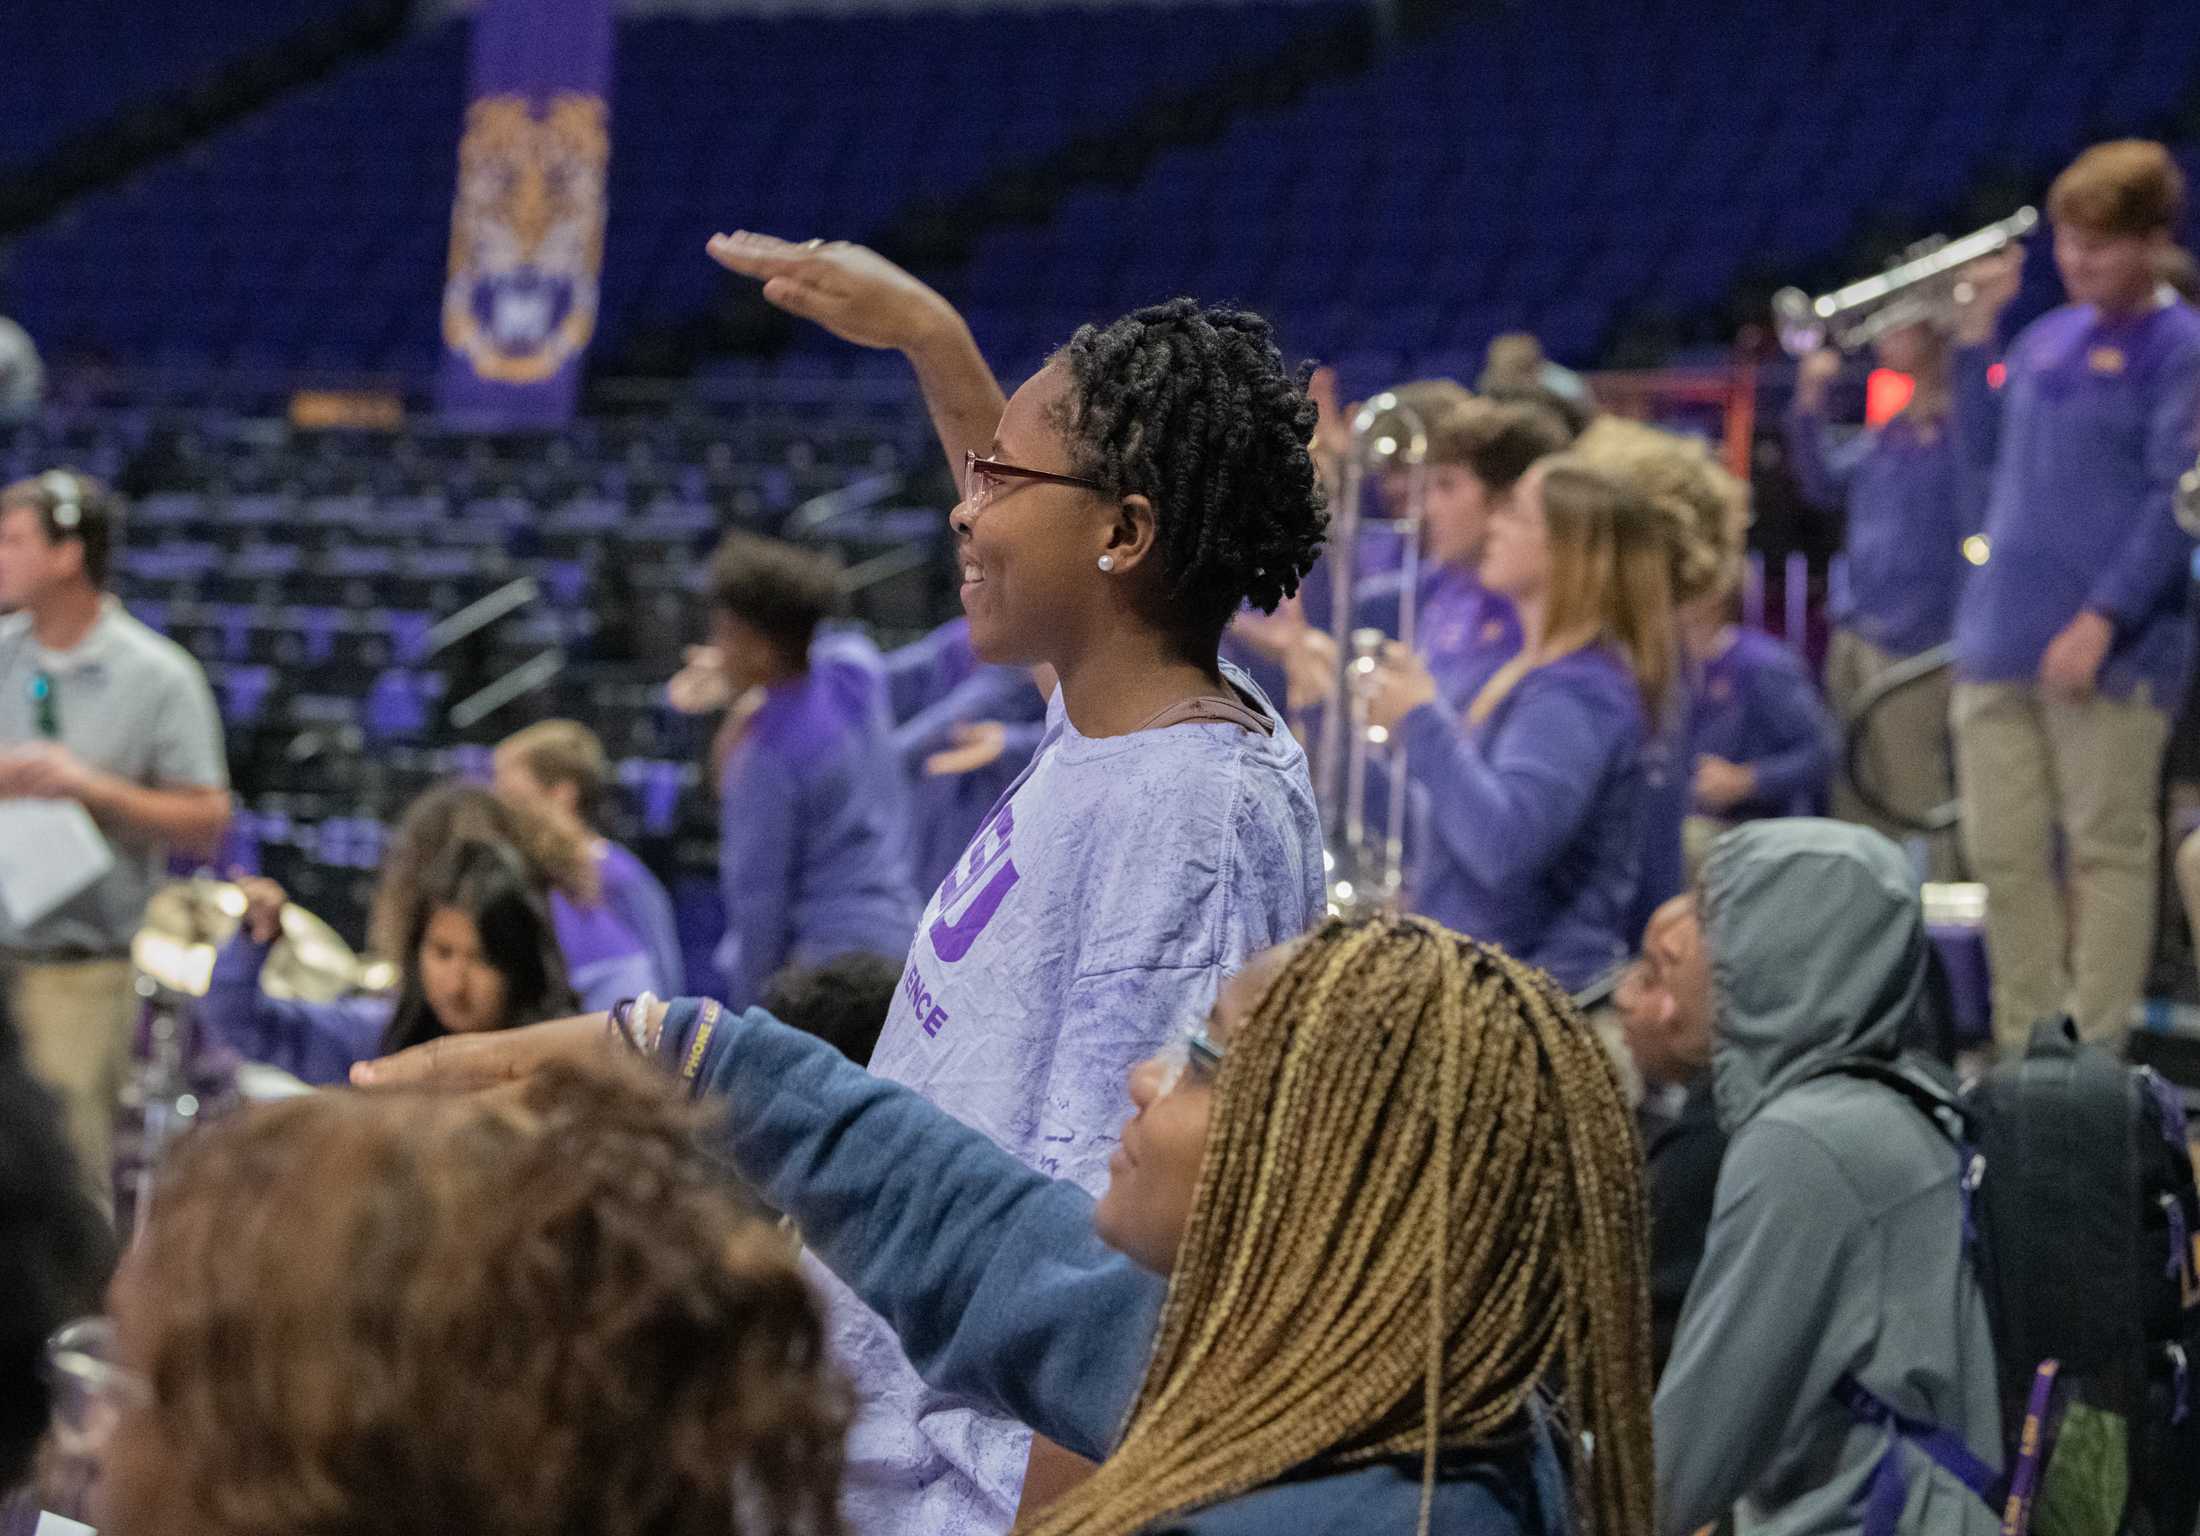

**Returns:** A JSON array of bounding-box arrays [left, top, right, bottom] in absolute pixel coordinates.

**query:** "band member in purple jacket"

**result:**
[[709, 232, 1328, 1535], [707, 534, 920, 1010], [1684, 615, 1836, 854], [1949, 139, 2200, 1048], [1572, 417, 1753, 945], [1368, 454, 1675, 994], [1788, 323, 1971, 877], [494, 718, 684, 996]]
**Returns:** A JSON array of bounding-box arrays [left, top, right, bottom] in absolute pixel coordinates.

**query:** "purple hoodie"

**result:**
[[1952, 298, 2200, 703], [1399, 644, 1647, 992], [715, 631, 921, 1009]]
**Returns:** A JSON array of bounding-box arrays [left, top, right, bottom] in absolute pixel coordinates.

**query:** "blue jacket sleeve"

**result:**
[[1950, 341, 2005, 479], [1397, 678, 1621, 890], [664, 999, 1163, 1460], [1783, 408, 1871, 512], [890, 665, 1042, 771], [715, 744, 798, 1010], [2085, 337, 2200, 634], [1736, 654, 1838, 812], [199, 935, 393, 1085]]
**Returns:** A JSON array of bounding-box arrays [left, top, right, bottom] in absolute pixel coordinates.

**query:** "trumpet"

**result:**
[[1310, 392, 1427, 919], [1773, 207, 2038, 356]]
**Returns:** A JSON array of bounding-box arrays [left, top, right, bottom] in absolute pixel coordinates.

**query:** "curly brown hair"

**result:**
[[367, 781, 600, 961], [114, 1063, 847, 1536]]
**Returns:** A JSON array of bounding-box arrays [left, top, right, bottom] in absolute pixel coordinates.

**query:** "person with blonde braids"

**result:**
[[357, 914, 1657, 1536]]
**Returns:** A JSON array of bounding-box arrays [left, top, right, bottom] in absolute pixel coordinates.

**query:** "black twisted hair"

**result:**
[[1052, 298, 1329, 653]]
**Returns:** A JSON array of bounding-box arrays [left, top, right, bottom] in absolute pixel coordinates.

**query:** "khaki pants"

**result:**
[[6, 956, 137, 1212], [1951, 682, 2169, 1051], [1826, 629, 1960, 882]]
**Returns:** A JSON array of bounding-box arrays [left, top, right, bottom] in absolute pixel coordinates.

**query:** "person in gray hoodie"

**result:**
[[1654, 819, 2000, 1536]]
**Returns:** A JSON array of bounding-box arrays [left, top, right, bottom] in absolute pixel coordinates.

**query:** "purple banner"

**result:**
[[436, 0, 615, 428]]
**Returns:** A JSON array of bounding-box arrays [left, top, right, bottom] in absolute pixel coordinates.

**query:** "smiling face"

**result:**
[[1091, 944, 1292, 1274], [951, 362, 1129, 667]]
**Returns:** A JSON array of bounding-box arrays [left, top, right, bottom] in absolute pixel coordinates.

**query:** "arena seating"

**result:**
[[947, 0, 2200, 393], [0, 0, 371, 173], [0, 391, 948, 952], [2, 6, 1348, 375]]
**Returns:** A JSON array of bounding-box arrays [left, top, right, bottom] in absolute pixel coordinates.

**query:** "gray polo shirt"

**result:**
[[0, 600, 228, 956]]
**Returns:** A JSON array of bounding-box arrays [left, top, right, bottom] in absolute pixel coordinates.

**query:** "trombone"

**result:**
[[1311, 392, 1427, 919], [1773, 207, 2038, 355]]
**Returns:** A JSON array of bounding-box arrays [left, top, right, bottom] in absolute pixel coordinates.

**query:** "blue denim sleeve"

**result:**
[[662, 998, 1164, 1460]]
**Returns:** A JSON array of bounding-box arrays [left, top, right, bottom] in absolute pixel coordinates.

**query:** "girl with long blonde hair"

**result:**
[[1366, 454, 1678, 994], [359, 912, 1656, 1536]]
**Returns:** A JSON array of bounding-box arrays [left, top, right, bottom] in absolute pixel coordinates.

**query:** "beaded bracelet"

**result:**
[[607, 993, 662, 1057]]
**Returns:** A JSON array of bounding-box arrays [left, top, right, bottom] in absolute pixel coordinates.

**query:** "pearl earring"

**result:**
[[1097, 555, 1115, 572]]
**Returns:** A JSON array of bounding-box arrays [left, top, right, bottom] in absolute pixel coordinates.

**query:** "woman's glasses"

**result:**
[[1152, 1018, 1226, 1097], [960, 451, 1107, 516]]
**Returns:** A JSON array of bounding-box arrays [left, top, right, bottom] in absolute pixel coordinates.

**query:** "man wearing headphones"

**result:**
[[0, 471, 229, 1208]]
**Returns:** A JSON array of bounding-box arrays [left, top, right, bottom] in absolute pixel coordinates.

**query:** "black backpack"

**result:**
[[1823, 1018, 2200, 1536]]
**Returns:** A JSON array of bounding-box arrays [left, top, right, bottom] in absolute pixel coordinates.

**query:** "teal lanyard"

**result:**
[[28, 669, 58, 739]]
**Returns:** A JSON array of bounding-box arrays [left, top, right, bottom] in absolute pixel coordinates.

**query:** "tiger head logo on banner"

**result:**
[[442, 93, 609, 385]]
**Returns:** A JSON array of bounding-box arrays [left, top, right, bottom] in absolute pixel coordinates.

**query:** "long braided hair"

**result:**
[[1027, 916, 1655, 1536], [1053, 298, 1329, 652]]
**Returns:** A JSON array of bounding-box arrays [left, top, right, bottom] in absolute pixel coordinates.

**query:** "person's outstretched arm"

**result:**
[[668, 999, 1161, 1459], [200, 935, 391, 1085]]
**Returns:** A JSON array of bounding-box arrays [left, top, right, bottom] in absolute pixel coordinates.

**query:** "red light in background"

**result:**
[[1866, 368, 1915, 426], [1987, 362, 2007, 389]]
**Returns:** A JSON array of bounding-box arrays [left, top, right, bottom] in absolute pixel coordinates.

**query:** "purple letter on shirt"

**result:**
[[929, 802, 1019, 963]]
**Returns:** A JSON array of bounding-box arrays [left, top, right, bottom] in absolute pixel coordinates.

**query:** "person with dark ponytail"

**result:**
[[710, 232, 1328, 1535]]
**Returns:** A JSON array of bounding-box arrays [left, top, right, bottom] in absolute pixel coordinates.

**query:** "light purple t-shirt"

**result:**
[[817, 660, 1324, 1536]]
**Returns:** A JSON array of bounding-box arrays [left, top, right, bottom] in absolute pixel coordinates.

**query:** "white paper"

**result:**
[[35, 1513, 98, 1536], [0, 799, 115, 927]]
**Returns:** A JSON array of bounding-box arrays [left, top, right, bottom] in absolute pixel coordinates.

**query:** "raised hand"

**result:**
[[707, 232, 959, 354], [235, 874, 290, 945], [1951, 248, 2024, 347]]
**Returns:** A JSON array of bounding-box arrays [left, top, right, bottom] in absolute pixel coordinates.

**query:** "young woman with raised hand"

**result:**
[[357, 914, 1655, 1536], [707, 231, 1330, 1533]]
